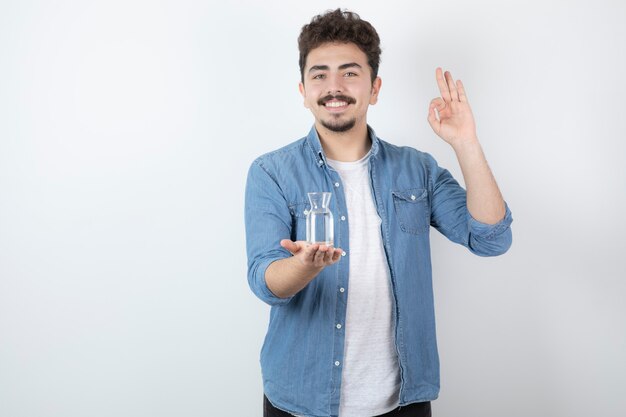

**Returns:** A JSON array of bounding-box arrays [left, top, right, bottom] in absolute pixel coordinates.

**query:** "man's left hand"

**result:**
[[427, 67, 478, 147]]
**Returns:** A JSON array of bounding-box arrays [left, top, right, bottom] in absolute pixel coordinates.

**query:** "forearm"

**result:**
[[265, 257, 323, 299], [452, 137, 506, 224]]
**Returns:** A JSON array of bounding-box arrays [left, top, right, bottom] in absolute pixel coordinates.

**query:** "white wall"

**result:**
[[1, 1, 625, 416]]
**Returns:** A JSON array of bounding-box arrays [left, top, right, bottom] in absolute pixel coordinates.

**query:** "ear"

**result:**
[[369, 77, 382, 105], [298, 82, 309, 109]]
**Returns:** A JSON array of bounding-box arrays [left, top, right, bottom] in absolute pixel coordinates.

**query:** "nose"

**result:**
[[326, 73, 344, 95]]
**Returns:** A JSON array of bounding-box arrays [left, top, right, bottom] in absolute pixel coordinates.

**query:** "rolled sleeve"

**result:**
[[466, 203, 513, 256], [427, 152, 513, 257], [250, 255, 294, 306], [245, 159, 295, 306]]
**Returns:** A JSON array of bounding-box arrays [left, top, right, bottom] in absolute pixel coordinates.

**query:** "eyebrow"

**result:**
[[308, 62, 363, 73]]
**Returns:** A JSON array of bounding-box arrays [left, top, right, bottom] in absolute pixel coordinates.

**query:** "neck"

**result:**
[[316, 122, 371, 162]]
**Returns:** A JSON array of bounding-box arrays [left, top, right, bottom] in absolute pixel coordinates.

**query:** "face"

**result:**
[[299, 42, 381, 134]]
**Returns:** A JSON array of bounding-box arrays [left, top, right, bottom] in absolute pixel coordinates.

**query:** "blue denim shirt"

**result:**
[[245, 126, 513, 417]]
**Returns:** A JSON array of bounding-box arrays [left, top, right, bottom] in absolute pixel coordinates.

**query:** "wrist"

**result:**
[[293, 256, 323, 279], [451, 136, 481, 154]]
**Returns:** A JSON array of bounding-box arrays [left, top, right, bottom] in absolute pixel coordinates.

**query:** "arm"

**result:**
[[427, 67, 506, 224], [244, 160, 342, 305], [427, 153, 512, 256], [426, 67, 512, 255], [265, 240, 342, 299], [452, 138, 505, 224]]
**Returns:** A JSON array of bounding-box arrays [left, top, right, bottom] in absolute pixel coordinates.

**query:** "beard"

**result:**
[[317, 94, 357, 133], [320, 116, 356, 133]]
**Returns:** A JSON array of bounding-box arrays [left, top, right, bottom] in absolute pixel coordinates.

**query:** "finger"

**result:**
[[430, 97, 445, 111], [427, 102, 440, 133], [435, 67, 451, 103], [456, 79, 468, 103], [322, 247, 334, 263], [331, 248, 343, 263], [280, 239, 300, 255], [313, 246, 327, 264], [302, 244, 319, 263], [444, 71, 459, 101]]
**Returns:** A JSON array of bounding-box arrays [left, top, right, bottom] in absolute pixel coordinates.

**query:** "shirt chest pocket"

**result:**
[[288, 202, 310, 242], [391, 188, 430, 235]]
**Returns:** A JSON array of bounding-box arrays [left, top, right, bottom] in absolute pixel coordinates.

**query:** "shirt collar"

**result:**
[[305, 124, 381, 168]]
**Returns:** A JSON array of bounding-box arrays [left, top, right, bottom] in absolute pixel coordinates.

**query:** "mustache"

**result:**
[[317, 94, 356, 106]]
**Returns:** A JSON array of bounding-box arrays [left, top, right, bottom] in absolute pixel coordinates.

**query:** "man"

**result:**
[[245, 9, 513, 417]]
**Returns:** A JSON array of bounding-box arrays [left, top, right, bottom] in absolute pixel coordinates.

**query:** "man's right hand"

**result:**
[[264, 240, 343, 299], [280, 239, 343, 269]]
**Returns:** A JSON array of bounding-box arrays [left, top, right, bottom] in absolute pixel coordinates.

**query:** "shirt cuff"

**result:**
[[255, 257, 294, 306], [467, 202, 513, 240]]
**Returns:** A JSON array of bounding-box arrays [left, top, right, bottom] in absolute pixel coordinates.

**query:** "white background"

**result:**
[[1, 0, 625, 416]]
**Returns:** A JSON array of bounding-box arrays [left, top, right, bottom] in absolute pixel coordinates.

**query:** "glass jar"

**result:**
[[306, 192, 334, 246]]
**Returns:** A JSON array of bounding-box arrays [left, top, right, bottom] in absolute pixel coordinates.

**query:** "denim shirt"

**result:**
[[244, 126, 513, 417]]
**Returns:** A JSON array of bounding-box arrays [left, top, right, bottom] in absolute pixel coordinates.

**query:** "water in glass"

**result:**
[[306, 192, 334, 246]]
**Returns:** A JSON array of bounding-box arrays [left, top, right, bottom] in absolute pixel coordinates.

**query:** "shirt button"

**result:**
[[341, 251, 346, 257], [334, 182, 340, 188], [341, 216, 346, 221], [339, 287, 345, 293], [336, 324, 342, 329], [410, 194, 416, 200], [334, 361, 340, 366]]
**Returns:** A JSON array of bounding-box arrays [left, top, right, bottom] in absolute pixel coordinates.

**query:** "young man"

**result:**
[[245, 9, 513, 417]]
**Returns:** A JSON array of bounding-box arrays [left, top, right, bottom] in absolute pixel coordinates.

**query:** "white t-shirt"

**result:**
[[326, 151, 401, 417]]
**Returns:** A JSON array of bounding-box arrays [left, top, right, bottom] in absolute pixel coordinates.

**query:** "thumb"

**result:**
[[280, 239, 301, 255], [429, 97, 446, 114]]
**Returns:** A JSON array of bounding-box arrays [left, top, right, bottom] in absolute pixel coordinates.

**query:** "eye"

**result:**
[[312, 74, 326, 80], [344, 72, 358, 77]]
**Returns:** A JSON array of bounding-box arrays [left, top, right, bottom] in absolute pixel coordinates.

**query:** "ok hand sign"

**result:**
[[427, 68, 478, 148]]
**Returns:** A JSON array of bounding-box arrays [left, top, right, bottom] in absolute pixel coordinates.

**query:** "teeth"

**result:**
[[325, 101, 347, 108]]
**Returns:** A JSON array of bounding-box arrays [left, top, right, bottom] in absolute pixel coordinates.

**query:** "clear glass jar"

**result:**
[[306, 192, 334, 246]]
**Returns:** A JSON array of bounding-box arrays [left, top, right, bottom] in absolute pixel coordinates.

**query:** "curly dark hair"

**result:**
[[298, 9, 381, 84]]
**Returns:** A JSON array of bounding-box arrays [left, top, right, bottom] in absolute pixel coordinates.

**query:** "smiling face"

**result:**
[[299, 42, 381, 134]]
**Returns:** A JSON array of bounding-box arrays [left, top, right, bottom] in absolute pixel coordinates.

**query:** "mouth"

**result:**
[[319, 95, 355, 112], [324, 100, 349, 110]]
